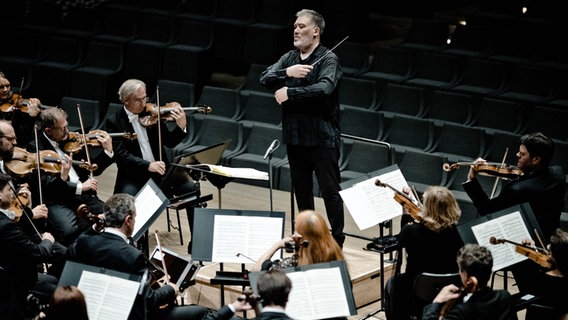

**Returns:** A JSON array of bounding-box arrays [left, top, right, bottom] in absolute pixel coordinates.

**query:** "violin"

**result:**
[[76, 204, 106, 232], [489, 236, 554, 269], [375, 179, 422, 222], [4, 147, 98, 178], [9, 191, 30, 223], [0, 93, 53, 114], [138, 102, 212, 127], [63, 130, 137, 154], [443, 162, 523, 180]]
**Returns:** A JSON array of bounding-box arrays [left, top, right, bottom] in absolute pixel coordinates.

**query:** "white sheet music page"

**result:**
[[132, 183, 163, 236], [212, 215, 283, 263], [471, 210, 530, 271], [78, 270, 139, 320], [340, 169, 410, 230], [285, 266, 350, 319]]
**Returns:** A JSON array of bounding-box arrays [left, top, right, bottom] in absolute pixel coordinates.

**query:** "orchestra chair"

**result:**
[[413, 272, 462, 303]]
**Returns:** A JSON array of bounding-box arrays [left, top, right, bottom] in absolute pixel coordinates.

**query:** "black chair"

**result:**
[[339, 138, 392, 183], [442, 24, 495, 58], [335, 41, 371, 77], [522, 105, 568, 142], [397, 149, 450, 195], [99, 102, 123, 131], [195, 86, 242, 120], [423, 90, 474, 126], [240, 63, 271, 95], [359, 46, 413, 92], [59, 96, 102, 133], [339, 105, 383, 141], [486, 24, 540, 65], [396, 18, 450, 52], [175, 0, 220, 22], [338, 76, 379, 110], [161, 19, 214, 90], [0, 28, 45, 93], [470, 97, 526, 135], [228, 122, 286, 188], [414, 272, 461, 303], [92, 7, 139, 45], [497, 64, 560, 105], [483, 131, 522, 166], [139, 0, 182, 17], [429, 123, 486, 163], [374, 83, 425, 117], [53, 6, 102, 42], [242, 0, 292, 65], [403, 51, 461, 92], [29, 36, 84, 105], [448, 57, 509, 98], [381, 113, 435, 155], [239, 91, 281, 128], [67, 41, 124, 109], [153, 80, 196, 109]]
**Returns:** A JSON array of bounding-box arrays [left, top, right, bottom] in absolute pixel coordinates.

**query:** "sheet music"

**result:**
[[285, 267, 350, 320], [78, 270, 139, 320], [212, 215, 283, 263], [471, 211, 530, 271], [187, 164, 269, 180], [340, 169, 410, 229], [133, 182, 164, 237]]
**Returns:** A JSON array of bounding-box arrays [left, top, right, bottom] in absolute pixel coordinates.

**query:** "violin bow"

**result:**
[[155, 85, 163, 162], [33, 124, 44, 205], [76, 104, 95, 179], [490, 148, 508, 199]]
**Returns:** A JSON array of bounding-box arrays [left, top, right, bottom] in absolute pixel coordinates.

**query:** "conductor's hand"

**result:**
[[275, 87, 289, 105], [286, 64, 313, 78], [149, 161, 166, 175], [468, 157, 487, 181]]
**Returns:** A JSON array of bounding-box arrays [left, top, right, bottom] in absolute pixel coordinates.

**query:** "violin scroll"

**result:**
[[442, 162, 523, 180]]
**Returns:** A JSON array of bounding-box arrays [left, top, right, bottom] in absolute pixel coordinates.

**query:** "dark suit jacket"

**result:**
[[105, 106, 187, 194], [422, 288, 515, 320], [206, 305, 294, 320], [26, 131, 114, 206], [463, 166, 565, 239], [0, 212, 53, 319], [67, 230, 176, 320]]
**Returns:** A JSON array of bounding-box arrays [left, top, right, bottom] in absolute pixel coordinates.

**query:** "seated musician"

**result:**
[[422, 244, 515, 320], [106, 79, 199, 252], [27, 108, 114, 246], [0, 71, 43, 146], [384, 186, 464, 320]]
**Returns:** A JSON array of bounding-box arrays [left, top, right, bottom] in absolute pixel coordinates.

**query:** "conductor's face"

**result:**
[[293, 15, 319, 51]]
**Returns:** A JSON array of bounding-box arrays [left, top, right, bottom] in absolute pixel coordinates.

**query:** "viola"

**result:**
[[76, 204, 105, 232], [64, 130, 137, 154], [4, 147, 98, 178], [442, 162, 523, 180], [0, 93, 53, 114], [9, 191, 30, 223], [138, 102, 212, 127], [375, 179, 422, 222], [489, 236, 554, 269]]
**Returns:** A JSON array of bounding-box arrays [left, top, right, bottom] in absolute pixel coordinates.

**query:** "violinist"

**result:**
[[385, 186, 464, 320], [0, 71, 42, 146], [0, 173, 60, 320], [28, 108, 114, 246], [67, 193, 211, 320], [422, 244, 515, 320], [522, 228, 568, 320], [105, 79, 194, 196]]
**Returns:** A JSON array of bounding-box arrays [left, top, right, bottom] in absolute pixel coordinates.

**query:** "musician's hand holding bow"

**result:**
[[148, 161, 166, 176], [27, 98, 42, 117], [467, 157, 487, 181], [32, 204, 48, 220], [82, 178, 98, 192], [433, 284, 462, 304]]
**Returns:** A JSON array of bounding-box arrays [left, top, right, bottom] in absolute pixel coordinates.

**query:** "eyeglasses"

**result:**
[[132, 96, 148, 103], [0, 136, 17, 142], [52, 125, 69, 132]]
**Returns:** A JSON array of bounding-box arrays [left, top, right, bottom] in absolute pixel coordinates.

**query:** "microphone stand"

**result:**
[[267, 151, 274, 212]]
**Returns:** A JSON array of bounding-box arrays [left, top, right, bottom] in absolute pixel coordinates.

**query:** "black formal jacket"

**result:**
[[463, 166, 565, 239], [0, 211, 53, 319], [105, 105, 187, 194], [67, 230, 176, 320], [26, 131, 114, 206], [422, 288, 515, 320]]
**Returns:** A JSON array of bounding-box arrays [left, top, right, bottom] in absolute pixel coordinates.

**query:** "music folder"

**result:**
[[148, 246, 201, 291], [132, 179, 169, 241]]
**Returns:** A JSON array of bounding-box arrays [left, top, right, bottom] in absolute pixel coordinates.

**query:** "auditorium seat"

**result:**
[[161, 19, 214, 90], [0, 28, 44, 93], [239, 91, 281, 128], [486, 23, 541, 65], [175, 0, 220, 22], [240, 63, 271, 95], [67, 41, 124, 110], [396, 18, 450, 52], [92, 7, 139, 45], [422, 90, 474, 126], [58, 96, 102, 133], [335, 41, 371, 77], [228, 122, 286, 188], [374, 83, 425, 117], [339, 76, 379, 110], [154, 79, 196, 109], [195, 86, 242, 120], [483, 131, 521, 165], [429, 123, 486, 163], [403, 51, 461, 92], [442, 24, 495, 58], [339, 105, 383, 141], [53, 6, 102, 42], [139, 0, 182, 17], [340, 139, 393, 183], [522, 105, 568, 142], [381, 113, 435, 156], [397, 149, 450, 195], [470, 97, 526, 135], [448, 57, 509, 98], [359, 46, 413, 92], [497, 64, 560, 105]]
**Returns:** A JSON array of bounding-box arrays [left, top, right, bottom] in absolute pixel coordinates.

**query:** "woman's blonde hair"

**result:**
[[419, 186, 461, 232], [294, 210, 344, 265]]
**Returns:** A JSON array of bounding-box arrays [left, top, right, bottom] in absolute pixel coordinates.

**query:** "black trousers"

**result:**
[[287, 145, 345, 247]]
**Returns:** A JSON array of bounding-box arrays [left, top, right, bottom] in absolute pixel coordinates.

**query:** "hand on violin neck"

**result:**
[[468, 157, 487, 180]]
